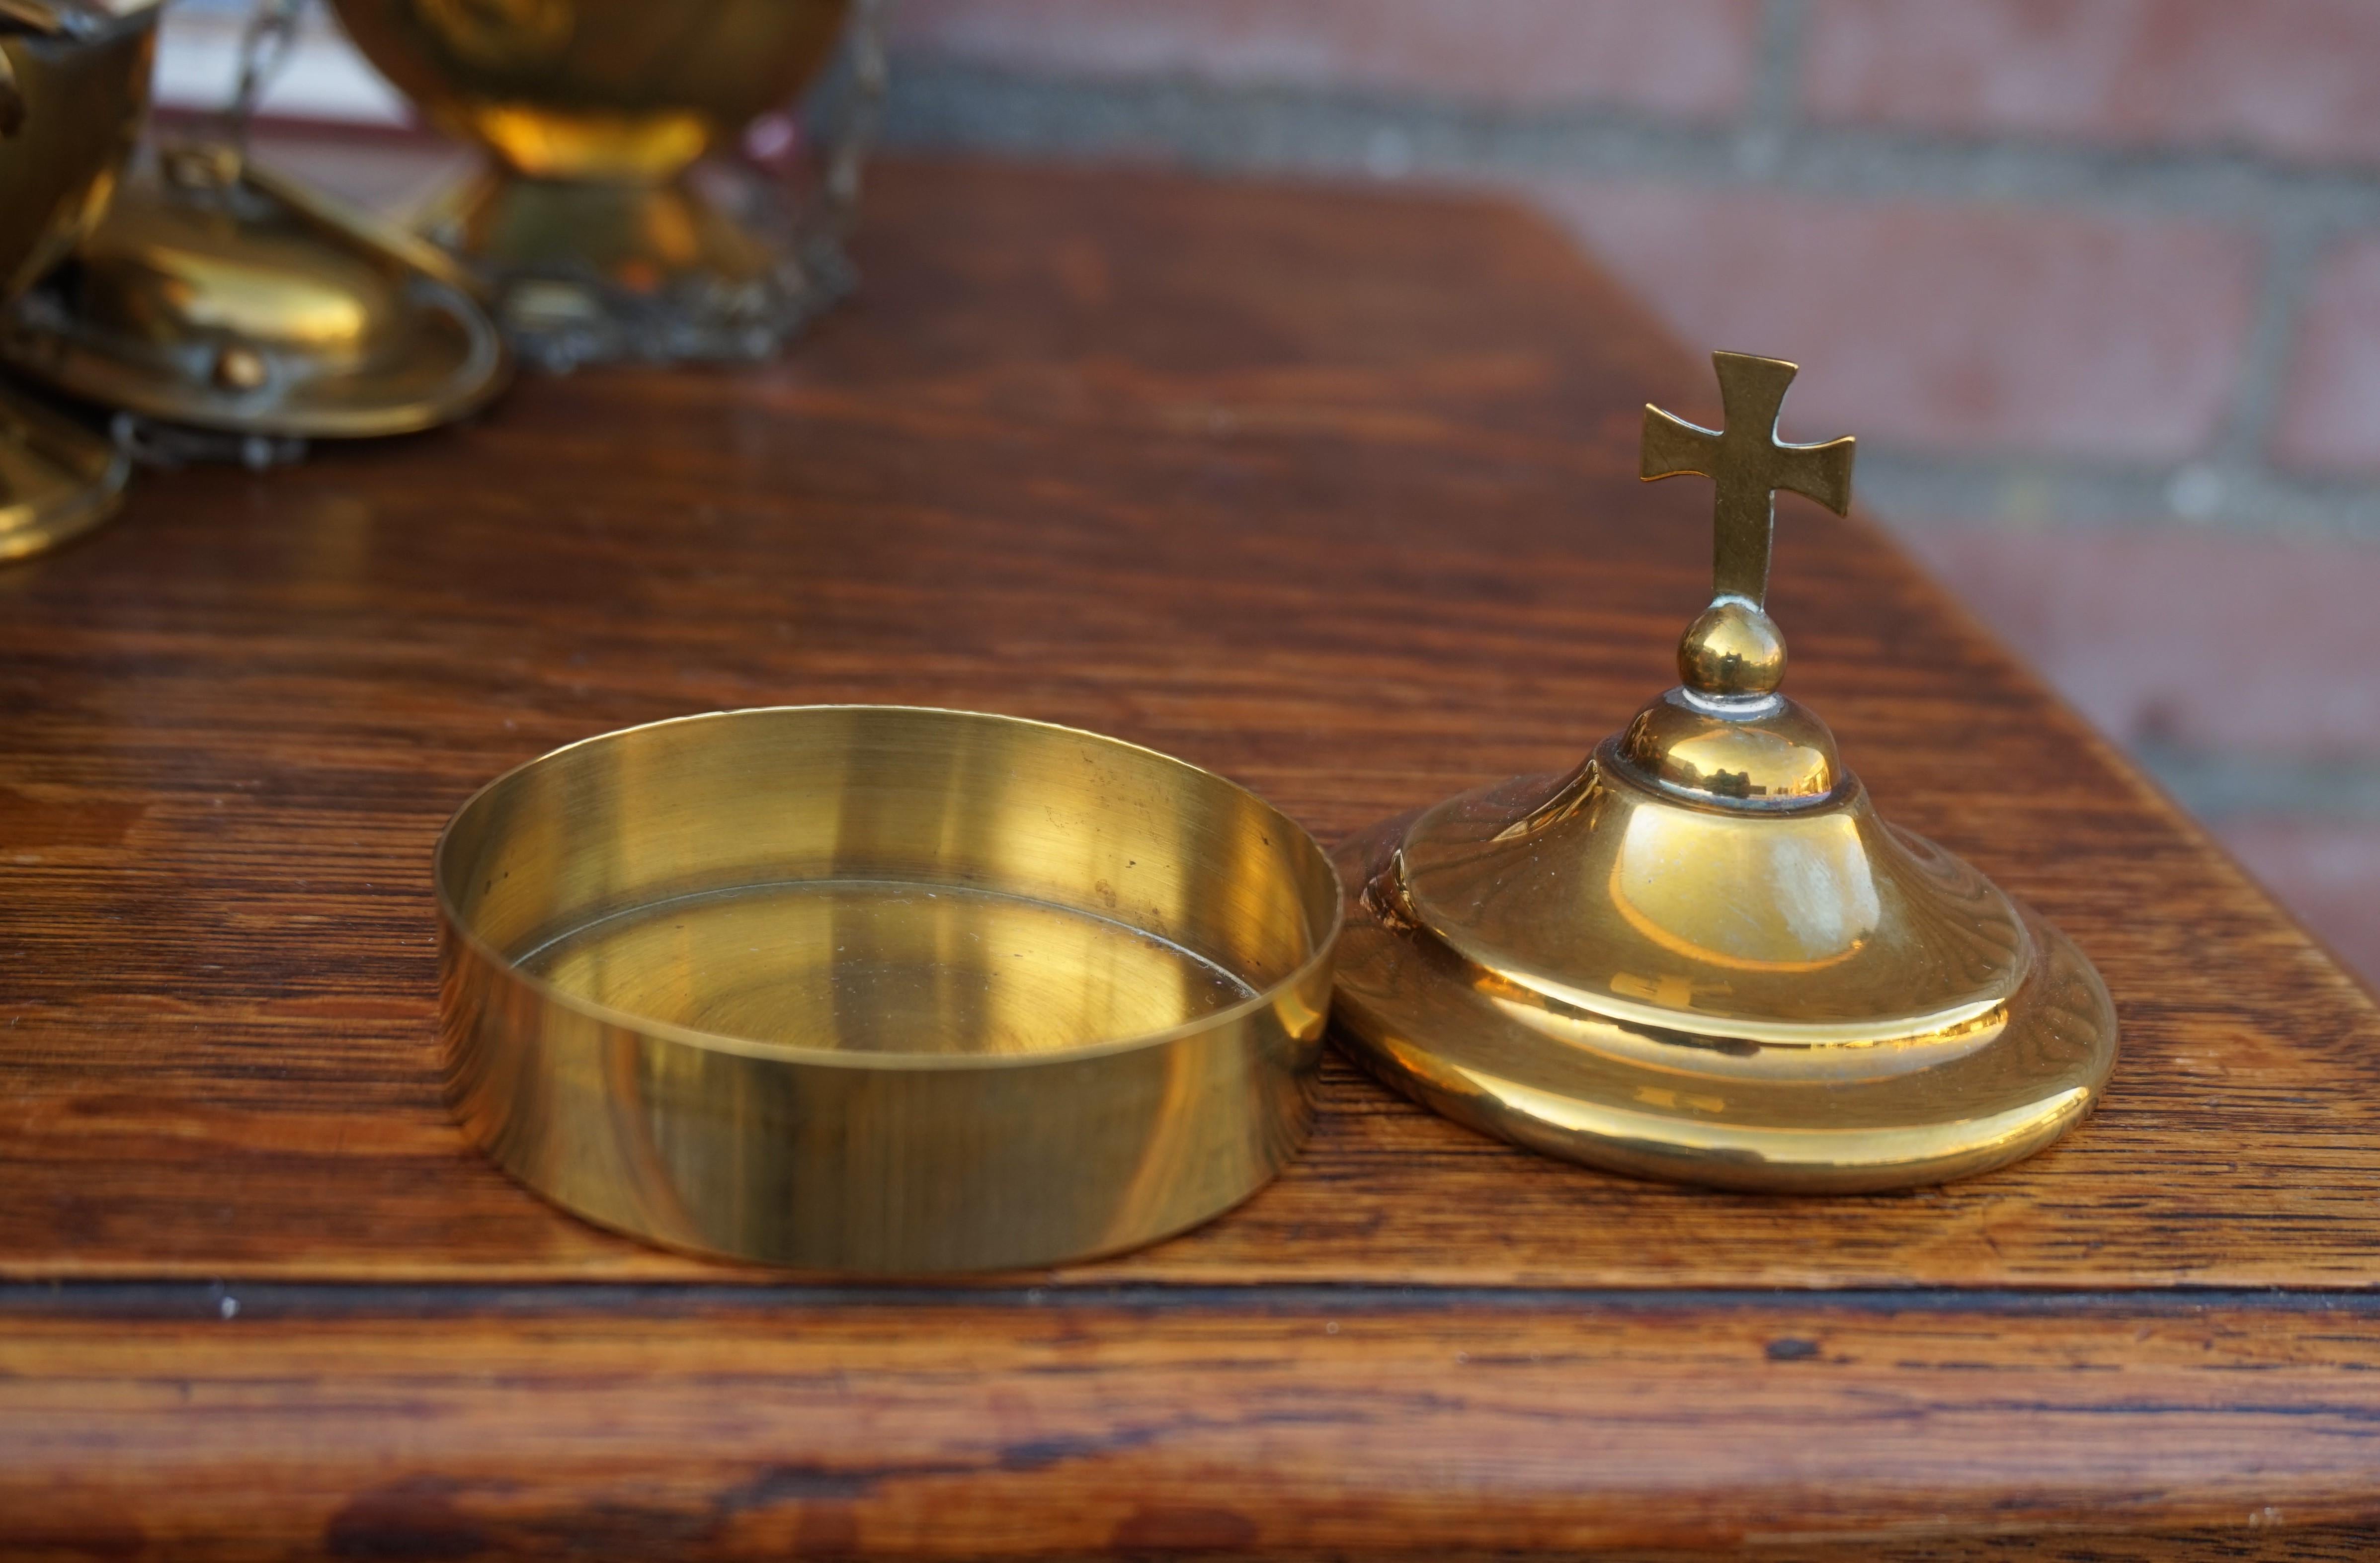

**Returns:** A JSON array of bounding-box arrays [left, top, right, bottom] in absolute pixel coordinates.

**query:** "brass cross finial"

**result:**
[[1641, 351, 1856, 608]]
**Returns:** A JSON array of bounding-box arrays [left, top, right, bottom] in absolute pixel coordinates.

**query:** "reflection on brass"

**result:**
[[435, 707, 1342, 1272], [3, 141, 508, 442], [0, 0, 151, 560], [1331, 351, 2118, 1193], [328, 0, 868, 368]]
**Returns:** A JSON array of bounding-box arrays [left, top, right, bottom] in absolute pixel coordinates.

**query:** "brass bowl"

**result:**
[[328, 0, 850, 182], [0, 0, 155, 561], [435, 707, 1342, 1274], [326, 0, 858, 366]]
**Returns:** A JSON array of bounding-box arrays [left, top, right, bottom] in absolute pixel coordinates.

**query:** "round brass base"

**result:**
[[0, 386, 127, 564], [421, 166, 850, 370], [1329, 808, 2118, 1193]]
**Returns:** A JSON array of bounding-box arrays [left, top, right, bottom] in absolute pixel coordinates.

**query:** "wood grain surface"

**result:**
[[3, 156, 2378, 1555], [5, 1289, 2380, 1559]]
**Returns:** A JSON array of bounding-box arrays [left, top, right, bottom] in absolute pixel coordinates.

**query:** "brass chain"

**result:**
[[222, 0, 308, 152]]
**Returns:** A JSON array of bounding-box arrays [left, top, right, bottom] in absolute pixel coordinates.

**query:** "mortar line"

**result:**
[[2214, 200, 2338, 475], [1751, 0, 1799, 149], [881, 60, 2380, 223]]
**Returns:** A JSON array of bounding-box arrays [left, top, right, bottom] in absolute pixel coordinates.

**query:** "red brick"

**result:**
[[1804, 0, 2380, 167], [889, 0, 1762, 118], [1531, 183, 2258, 461], [1898, 526, 2380, 759], [2215, 818, 2380, 989], [2274, 235, 2380, 474]]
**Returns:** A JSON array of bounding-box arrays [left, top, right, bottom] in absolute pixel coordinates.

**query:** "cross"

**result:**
[[1641, 351, 1856, 607]]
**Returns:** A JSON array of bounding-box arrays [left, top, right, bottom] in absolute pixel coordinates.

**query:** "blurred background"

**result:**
[[159, 0, 2380, 985]]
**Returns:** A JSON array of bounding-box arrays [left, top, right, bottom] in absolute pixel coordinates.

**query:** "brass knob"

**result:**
[[1678, 595, 1786, 699], [211, 345, 270, 394]]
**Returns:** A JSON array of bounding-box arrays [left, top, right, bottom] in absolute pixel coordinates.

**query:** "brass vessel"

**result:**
[[436, 707, 1342, 1273], [328, 0, 865, 367], [5, 142, 509, 446], [0, 0, 155, 561], [1331, 352, 2118, 1192]]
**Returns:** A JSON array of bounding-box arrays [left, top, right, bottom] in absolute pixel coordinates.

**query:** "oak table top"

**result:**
[[5, 156, 2379, 1560]]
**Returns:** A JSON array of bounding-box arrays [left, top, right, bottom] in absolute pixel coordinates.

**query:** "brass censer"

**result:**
[[5, 142, 510, 462], [1330, 352, 2119, 1192], [3, 1, 509, 465], [328, 0, 882, 367], [0, 0, 155, 560]]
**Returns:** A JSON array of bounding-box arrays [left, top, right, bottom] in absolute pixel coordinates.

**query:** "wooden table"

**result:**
[[6, 157, 2380, 1560]]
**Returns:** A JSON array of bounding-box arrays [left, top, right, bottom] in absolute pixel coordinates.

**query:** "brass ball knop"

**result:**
[[211, 345, 269, 394], [1678, 596, 1786, 697]]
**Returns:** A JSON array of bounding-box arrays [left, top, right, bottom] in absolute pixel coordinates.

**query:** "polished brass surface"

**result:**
[[328, 0, 860, 366], [0, 0, 151, 560], [3, 141, 509, 440], [435, 706, 1342, 1272], [1641, 349, 1856, 608], [1332, 351, 2118, 1192]]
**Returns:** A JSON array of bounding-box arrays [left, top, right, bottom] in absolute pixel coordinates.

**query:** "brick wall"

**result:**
[[879, 0, 2380, 983], [158, 0, 2380, 983]]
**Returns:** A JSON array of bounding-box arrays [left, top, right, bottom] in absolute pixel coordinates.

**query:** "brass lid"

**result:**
[[2, 142, 509, 439], [1329, 351, 2118, 1192]]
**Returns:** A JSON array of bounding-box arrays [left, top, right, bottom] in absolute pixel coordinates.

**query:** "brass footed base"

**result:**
[[421, 166, 851, 370], [0, 385, 127, 564], [1330, 762, 2119, 1193]]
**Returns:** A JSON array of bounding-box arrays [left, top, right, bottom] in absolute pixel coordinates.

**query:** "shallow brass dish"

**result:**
[[435, 706, 1341, 1273]]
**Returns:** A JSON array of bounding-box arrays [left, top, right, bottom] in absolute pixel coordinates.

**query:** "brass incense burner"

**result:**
[[1331, 352, 2118, 1192], [5, 141, 509, 451], [0, 0, 154, 560], [328, 0, 872, 367], [436, 707, 1341, 1272]]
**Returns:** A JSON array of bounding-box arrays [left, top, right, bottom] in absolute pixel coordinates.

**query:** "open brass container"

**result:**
[[328, 0, 870, 367], [435, 706, 1341, 1273], [0, 0, 156, 560]]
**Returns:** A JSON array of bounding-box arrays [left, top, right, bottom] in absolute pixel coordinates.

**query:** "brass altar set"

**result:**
[[3, 5, 2119, 1273], [0, 0, 871, 549], [432, 352, 2118, 1272]]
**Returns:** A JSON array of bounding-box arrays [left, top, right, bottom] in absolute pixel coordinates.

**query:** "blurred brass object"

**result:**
[[0, 0, 152, 560], [3, 141, 509, 441], [328, 0, 867, 367], [1331, 351, 2118, 1193], [0, 380, 128, 560], [436, 706, 1342, 1273]]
